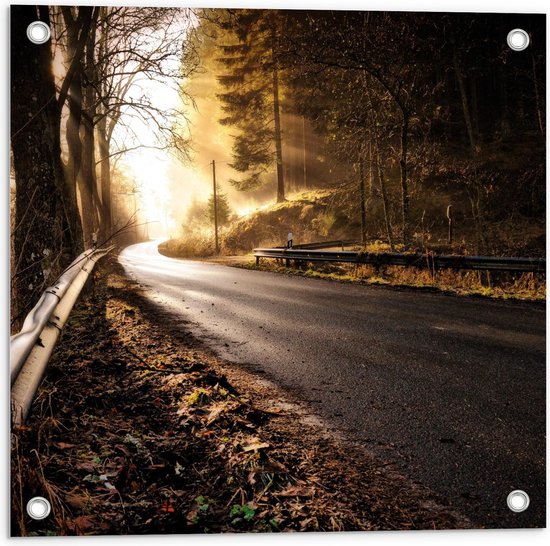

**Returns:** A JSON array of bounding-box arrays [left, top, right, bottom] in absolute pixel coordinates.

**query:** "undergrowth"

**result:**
[[240, 260, 545, 301], [158, 236, 216, 259]]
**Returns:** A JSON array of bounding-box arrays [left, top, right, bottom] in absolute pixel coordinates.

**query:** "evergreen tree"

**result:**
[[207, 192, 231, 227], [215, 10, 286, 202]]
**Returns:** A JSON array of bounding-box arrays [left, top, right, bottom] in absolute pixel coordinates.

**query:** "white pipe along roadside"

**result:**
[[10, 246, 113, 426]]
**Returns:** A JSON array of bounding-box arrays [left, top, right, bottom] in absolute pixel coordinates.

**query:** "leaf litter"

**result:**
[[11, 259, 468, 535]]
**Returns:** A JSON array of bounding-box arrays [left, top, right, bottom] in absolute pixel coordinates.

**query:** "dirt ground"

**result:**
[[11, 258, 469, 536]]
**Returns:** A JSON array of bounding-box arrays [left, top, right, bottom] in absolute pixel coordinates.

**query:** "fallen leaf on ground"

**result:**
[[278, 486, 316, 497], [55, 442, 76, 449], [76, 462, 96, 472], [242, 439, 270, 452], [69, 516, 95, 532]]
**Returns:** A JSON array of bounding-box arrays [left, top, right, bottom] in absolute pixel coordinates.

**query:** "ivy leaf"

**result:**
[[242, 505, 255, 521]]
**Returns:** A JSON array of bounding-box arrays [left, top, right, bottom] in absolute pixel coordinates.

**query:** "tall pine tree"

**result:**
[[216, 10, 286, 202]]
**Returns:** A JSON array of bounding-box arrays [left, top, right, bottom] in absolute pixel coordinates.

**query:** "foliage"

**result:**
[[195, 10, 287, 201], [159, 236, 216, 259], [229, 503, 256, 524], [184, 197, 209, 232], [251, 257, 545, 301], [207, 191, 232, 227], [187, 10, 545, 252]]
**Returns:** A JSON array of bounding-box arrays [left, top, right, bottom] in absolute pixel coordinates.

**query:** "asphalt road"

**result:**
[[119, 241, 546, 528]]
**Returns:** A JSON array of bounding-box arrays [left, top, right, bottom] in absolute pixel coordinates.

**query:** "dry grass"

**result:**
[[158, 236, 216, 259], [240, 259, 545, 301]]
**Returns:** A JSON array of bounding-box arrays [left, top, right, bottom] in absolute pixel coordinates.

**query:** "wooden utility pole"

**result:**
[[212, 160, 219, 254]]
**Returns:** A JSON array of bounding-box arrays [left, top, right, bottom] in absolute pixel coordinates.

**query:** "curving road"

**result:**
[[119, 241, 546, 528]]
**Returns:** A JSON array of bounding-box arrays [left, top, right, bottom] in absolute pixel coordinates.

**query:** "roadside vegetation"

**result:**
[[11, 260, 467, 535], [160, 189, 545, 301], [239, 260, 545, 302]]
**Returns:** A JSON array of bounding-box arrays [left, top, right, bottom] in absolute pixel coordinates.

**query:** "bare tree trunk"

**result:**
[[469, 75, 479, 141], [302, 115, 308, 189], [61, 7, 85, 252], [377, 157, 394, 251], [272, 33, 285, 203], [371, 129, 393, 250], [97, 118, 112, 237], [359, 153, 367, 244], [60, 6, 101, 248], [498, 64, 511, 138], [453, 49, 478, 154], [62, 7, 83, 190], [531, 52, 545, 140], [453, 50, 487, 259], [368, 137, 375, 199], [11, 6, 68, 317], [79, 123, 97, 248], [80, 27, 101, 246], [399, 108, 411, 246], [365, 79, 393, 250], [64, 99, 84, 241]]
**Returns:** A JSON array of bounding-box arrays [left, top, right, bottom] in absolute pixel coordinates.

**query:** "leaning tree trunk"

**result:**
[[63, 86, 85, 252], [96, 9, 113, 239], [79, 123, 98, 248], [11, 6, 70, 319]]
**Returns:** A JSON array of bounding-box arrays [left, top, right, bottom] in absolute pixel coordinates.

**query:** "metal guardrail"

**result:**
[[10, 246, 113, 426], [293, 239, 357, 250], [271, 240, 358, 251], [253, 247, 546, 273]]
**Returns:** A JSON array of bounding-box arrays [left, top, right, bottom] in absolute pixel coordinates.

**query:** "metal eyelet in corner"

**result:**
[[26, 496, 51, 520], [507, 490, 530, 513], [26, 21, 51, 44], [507, 29, 530, 51]]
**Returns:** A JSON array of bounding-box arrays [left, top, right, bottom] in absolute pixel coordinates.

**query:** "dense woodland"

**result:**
[[187, 10, 545, 254], [10, 7, 546, 321]]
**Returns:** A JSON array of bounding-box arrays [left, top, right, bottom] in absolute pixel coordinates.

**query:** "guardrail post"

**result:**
[[447, 205, 453, 245], [255, 256, 260, 267], [372, 255, 381, 276]]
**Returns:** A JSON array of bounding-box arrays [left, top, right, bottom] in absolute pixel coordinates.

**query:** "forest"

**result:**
[[9, 6, 547, 536], [11, 7, 546, 323]]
